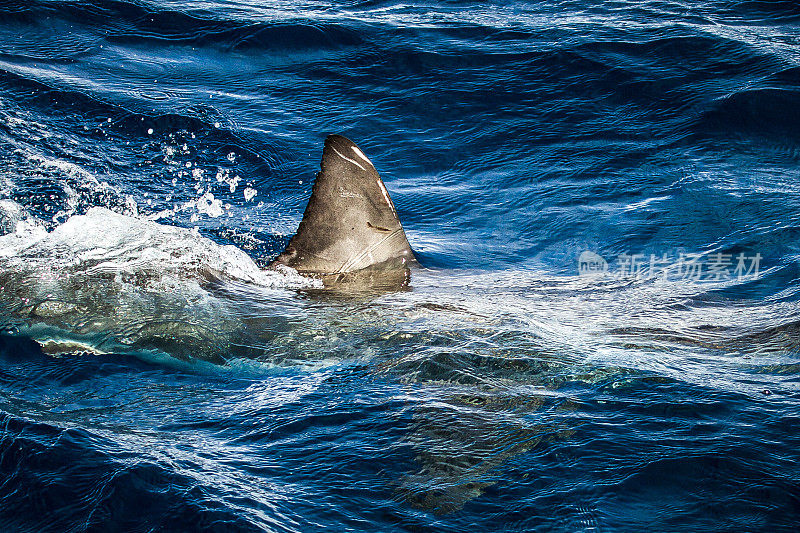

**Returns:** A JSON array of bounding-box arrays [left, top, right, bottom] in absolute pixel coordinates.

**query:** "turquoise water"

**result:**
[[0, 0, 799, 530]]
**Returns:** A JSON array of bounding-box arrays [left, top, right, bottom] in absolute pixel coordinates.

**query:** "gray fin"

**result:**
[[271, 134, 417, 274]]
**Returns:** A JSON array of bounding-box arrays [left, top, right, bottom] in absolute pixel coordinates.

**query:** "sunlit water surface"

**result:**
[[1, 0, 799, 530]]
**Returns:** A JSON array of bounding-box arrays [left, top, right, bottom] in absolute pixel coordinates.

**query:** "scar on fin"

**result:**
[[367, 221, 391, 232]]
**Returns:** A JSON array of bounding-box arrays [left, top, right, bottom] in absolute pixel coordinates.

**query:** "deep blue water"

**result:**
[[1, 0, 800, 531]]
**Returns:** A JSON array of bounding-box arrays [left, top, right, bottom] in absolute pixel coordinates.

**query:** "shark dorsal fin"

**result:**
[[271, 134, 416, 275]]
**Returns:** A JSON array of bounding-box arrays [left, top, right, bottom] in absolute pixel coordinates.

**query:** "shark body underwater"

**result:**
[[0, 134, 573, 514]]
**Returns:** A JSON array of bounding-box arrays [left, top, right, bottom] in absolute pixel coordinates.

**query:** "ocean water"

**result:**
[[1, 0, 799, 530]]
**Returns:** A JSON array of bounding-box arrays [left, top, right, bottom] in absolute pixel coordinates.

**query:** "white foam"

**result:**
[[192, 192, 224, 218], [214, 168, 242, 193], [0, 206, 318, 289], [0, 199, 25, 235]]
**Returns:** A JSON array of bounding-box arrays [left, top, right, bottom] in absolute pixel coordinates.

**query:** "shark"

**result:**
[[0, 133, 420, 362]]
